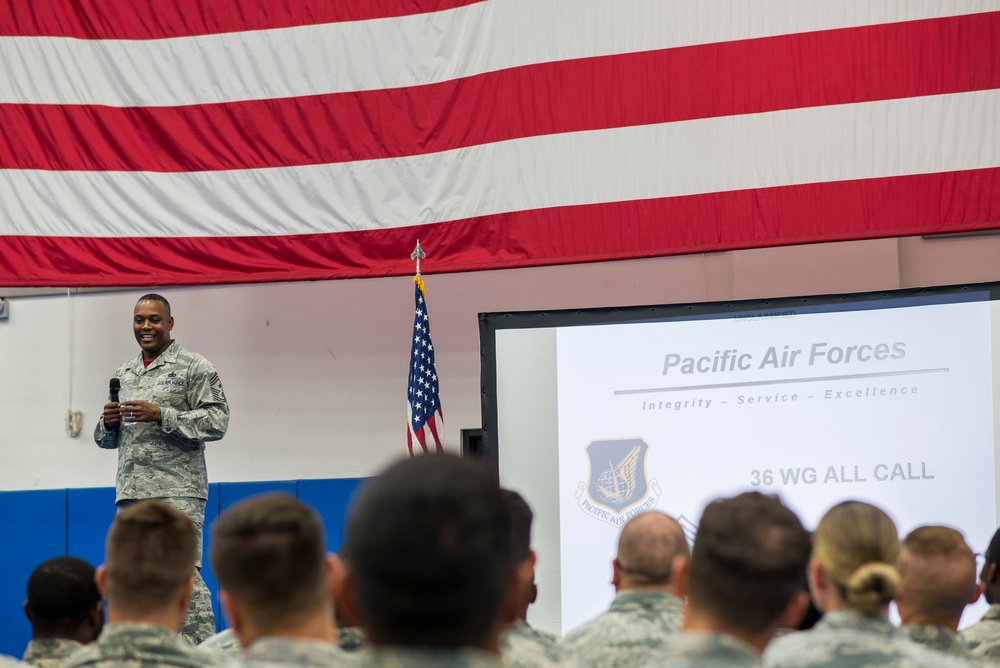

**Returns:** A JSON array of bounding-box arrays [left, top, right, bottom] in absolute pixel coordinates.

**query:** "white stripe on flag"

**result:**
[[2, 90, 998, 238], [2, 0, 998, 106]]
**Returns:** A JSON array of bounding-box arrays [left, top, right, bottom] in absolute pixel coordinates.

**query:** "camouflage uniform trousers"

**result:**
[[118, 496, 215, 646]]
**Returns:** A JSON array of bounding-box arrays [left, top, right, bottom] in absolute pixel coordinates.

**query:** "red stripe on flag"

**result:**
[[1, 0, 486, 39], [1, 169, 997, 286], [3, 13, 998, 172]]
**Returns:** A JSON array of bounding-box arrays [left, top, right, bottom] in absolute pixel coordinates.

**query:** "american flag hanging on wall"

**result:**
[[407, 274, 444, 455], [1, 1, 999, 287]]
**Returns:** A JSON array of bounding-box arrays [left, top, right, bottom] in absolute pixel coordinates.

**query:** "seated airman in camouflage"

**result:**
[[499, 489, 578, 668], [342, 453, 518, 668], [560, 511, 689, 668], [645, 491, 811, 667], [209, 492, 351, 667], [961, 526, 1000, 653], [21, 557, 104, 668], [897, 525, 985, 664], [62, 500, 219, 668], [764, 501, 970, 668]]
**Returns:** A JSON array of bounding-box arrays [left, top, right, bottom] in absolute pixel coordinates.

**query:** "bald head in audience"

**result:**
[[613, 511, 690, 595], [898, 525, 981, 631]]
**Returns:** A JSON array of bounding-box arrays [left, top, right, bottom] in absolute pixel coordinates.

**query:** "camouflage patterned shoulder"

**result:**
[[356, 646, 503, 668], [235, 637, 351, 666], [648, 632, 760, 668], [63, 622, 222, 668], [765, 612, 974, 668], [199, 629, 241, 657], [560, 591, 682, 668], [960, 608, 1000, 651], [900, 624, 981, 662], [974, 638, 1000, 660], [22, 638, 83, 668], [503, 622, 579, 668], [337, 627, 367, 652]]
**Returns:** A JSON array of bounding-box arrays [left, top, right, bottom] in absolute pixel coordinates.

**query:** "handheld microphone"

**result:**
[[109, 378, 121, 432]]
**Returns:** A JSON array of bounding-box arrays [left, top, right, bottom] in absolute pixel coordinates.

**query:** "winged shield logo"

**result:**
[[586, 438, 650, 513]]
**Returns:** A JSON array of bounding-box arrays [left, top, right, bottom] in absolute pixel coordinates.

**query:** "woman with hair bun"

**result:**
[[764, 501, 968, 668]]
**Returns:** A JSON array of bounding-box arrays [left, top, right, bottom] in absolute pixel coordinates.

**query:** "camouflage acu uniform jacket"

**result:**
[[502, 621, 579, 668], [763, 610, 972, 668], [62, 622, 220, 668], [198, 630, 240, 658], [644, 632, 761, 668], [560, 590, 683, 668], [900, 624, 985, 664], [22, 638, 84, 667], [94, 341, 229, 503], [354, 646, 503, 668], [961, 603, 1000, 651], [227, 637, 351, 667]]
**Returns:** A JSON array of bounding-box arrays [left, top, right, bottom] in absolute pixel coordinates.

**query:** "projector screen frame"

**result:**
[[479, 280, 999, 472]]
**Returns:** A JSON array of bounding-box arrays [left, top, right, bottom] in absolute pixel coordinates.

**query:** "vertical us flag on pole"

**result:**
[[407, 242, 444, 455]]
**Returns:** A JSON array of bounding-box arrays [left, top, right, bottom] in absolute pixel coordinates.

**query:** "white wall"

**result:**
[[2, 232, 1000, 491]]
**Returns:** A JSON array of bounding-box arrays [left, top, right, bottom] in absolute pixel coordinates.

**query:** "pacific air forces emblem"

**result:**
[[576, 438, 660, 526]]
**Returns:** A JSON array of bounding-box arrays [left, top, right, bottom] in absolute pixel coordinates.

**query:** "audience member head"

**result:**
[[97, 500, 197, 631], [344, 453, 516, 651], [501, 488, 538, 623], [211, 493, 338, 645], [24, 557, 103, 643], [684, 492, 811, 651], [612, 511, 690, 595], [898, 525, 980, 630], [810, 500, 900, 616], [980, 526, 1000, 604]]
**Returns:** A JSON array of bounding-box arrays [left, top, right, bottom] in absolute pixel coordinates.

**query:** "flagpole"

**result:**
[[406, 239, 443, 454], [410, 240, 425, 277]]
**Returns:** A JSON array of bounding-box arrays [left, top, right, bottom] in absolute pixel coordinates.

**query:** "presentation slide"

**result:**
[[487, 289, 1000, 636]]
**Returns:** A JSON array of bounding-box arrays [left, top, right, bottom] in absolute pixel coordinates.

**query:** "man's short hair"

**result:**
[[616, 511, 690, 585], [501, 489, 533, 563], [687, 492, 811, 633], [346, 453, 515, 647], [137, 293, 171, 316], [26, 557, 101, 631], [901, 525, 977, 619], [211, 493, 328, 626], [986, 526, 1000, 566], [105, 500, 197, 614]]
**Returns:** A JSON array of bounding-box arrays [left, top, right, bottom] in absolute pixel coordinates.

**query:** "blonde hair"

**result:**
[[813, 501, 901, 614]]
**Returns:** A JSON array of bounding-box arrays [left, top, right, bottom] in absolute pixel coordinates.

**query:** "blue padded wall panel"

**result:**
[[66, 487, 117, 569], [0, 489, 68, 657], [218, 481, 298, 511], [297, 478, 367, 553]]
